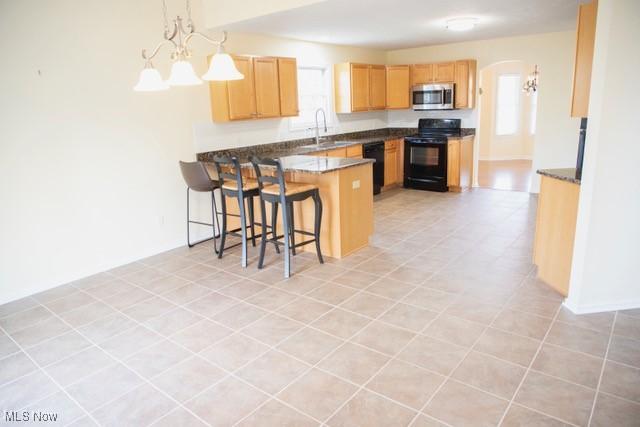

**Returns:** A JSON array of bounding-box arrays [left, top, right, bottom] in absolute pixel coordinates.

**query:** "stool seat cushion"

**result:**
[[222, 179, 259, 192], [262, 182, 318, 196]]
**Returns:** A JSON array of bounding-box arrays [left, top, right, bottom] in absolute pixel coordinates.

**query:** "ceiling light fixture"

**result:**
[[446, 18, 478, 32], [134, 0, 244, 92]]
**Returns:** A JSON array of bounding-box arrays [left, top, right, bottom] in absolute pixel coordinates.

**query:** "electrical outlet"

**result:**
[[352, 180, 360, 189]]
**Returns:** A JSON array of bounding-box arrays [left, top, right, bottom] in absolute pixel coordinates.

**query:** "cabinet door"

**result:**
[[253, 57, 281, 118], [350, 64, 370, 112], [433, 62, 455, 83], [410, 64, 433, 85], [227, 56, 256, 120], [326, 147, 347, 158], [454, 60, 477, 109], [346, 145, 362, 158], [447, 140, 460, 187], [384, 144, 398, 186], [571, 0, 597, 117], [386, 65, 410, 109], [369, 65, 387, 110], [278, 57, 299, 117]]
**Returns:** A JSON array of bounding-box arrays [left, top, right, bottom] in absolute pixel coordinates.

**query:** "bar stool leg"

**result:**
[[313, 190, 324, 264], [247, 196, 256, 247], [218, 194, 228, 259], [186, 187, 193, 248], [257, 198, 268, 269], [210, 190, 219, 255], [281, 200, 291, 279], [271, 202, 280, 254], [287, 201, 296, 256], [237, 194, 248, 268]]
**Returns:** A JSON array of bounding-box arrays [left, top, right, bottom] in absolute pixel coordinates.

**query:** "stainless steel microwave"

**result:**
[[412, 83, 454, 110]]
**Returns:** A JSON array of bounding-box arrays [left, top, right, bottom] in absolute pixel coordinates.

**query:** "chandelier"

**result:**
[[522, 65, 539, 95], [134, 0, 244, 91]]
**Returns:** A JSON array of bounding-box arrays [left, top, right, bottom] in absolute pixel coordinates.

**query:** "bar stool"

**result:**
[[212, 155, 263, 268], [178, 161, 221, 253], [250, 156, 324, 278]]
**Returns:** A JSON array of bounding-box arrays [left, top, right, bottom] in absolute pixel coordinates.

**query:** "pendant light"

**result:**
[[134, 0, 243, 92]]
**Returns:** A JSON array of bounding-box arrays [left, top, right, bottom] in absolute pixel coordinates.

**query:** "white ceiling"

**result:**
[[215, 0, 578, 50]]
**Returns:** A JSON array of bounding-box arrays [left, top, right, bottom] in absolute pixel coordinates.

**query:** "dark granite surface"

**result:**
[[196, 127, 476, 163], [537, 168, 581, 185], [249, 155, 375, 174]]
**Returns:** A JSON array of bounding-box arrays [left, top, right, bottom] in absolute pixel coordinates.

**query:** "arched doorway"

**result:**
[[476, 60, 538, 192]]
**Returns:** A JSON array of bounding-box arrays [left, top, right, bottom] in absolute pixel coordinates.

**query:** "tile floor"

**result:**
[[1, 188, 639, 427]]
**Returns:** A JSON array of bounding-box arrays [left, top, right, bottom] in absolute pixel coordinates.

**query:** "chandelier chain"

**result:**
[[161, 0, 170, 35], [186, 0, 194, 29]]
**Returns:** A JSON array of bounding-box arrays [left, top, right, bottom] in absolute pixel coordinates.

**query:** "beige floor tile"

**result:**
[[367, 359, 445, 409], [352, 321, 415, 356], [151, 356, 226, 402], [306, 283, 359, 305], [452, 351, 526, 399], [100, 326, 163, 360], [277, 297, 333, 324], [613, 314, 640, 340], [277, 327, 343, 365], [156, 257, 198, 274], [333, 270, 380, 289], [67, 363, 144, 412], [531, 343, 603, 388], [508, 293, 560, 318], [410, 414, 449, 427], [0, 297, 39, 318], [339, 292, 395, 318], [59, 301, 117, 328], [318, 342, 389, 384], [591, 392, 640, 427], [365, 279, 416, 301], [175, 264, 218, 281], [501, 404, 572, 427], [245, 287, 298, 311], [402, 287, 456, 312], [514, 371, 595, 426], [424, 314, 487, 348], [103, 287, 154, 311], [194, 270, 243, 290], [311, 309, 371, 339], [153, 407, 208, 427], [0, 351, 38, 385], [83, 279, 134, 299], [199, 333, 269, 371], [398, 335, 467, 376], [144, 308, 203, 336], [355, 259, 402, 276], [26, 331, 92, 367], [237, 399, 319, 427], [45, 346, 113, 387], [608, 335, 640, 368], [33, 283, 79, 303], [328, 389, 417, 427], [123, 267, 169, 286], [277, 368, 357, 422], [0, 334, 19, 359], [91, 383, 176, 427], [77, 313, 136, 343], [9, 316, 70, 348], [169, 319, 233, 353], [237, 350, 309, 394], [303, 264, 350, 281], [386, 266, 430, 285], [242, 314, 304, 346], [473, 327, 541, 367], [445, 299, 503, 325], [211, 302, 267, 330], [555, 307, 614, 334], [424, 380, 508, 427], [600, 360, 640, 403], [139, 274, 190, 295], [0, 305, 54, 333], [218, 279, 268, 300], [377, 303, 437, 332], [545, 321, 610, 358], [185, 292, 237, 319], [162, 283, 212, 305], [271, 275, 327, 295], [492, 309, 552, 340], [125, 339, 191, 379], [186, 376, 269, 426], [122, 296, 177, 323], [0, 371, 60, 413], [23, 391, 86, 426]]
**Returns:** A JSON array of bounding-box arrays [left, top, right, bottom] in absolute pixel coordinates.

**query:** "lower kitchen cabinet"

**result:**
[[383, 139, 403, 188], [447, 136, 474, 192]]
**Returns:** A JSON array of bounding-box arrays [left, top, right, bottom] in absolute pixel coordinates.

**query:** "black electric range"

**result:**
[[404, 118, 463, 192]]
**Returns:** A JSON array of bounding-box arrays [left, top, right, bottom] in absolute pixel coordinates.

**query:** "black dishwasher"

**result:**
[[363, 141, 385, 195]]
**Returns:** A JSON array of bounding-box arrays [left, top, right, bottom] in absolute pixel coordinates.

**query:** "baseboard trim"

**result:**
[[563, 299, 640, 314]]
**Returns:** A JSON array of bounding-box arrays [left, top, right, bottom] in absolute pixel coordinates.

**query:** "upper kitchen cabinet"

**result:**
[[433, 62, 455, 83], [209, 55, 299, 122], [278, 57, 299, 117], [570, 0, 598, 118], [334, 63, 386, 113], [386, 65, 410, 109], [410, 64, 433, 85], [454, 60, 477, 109]]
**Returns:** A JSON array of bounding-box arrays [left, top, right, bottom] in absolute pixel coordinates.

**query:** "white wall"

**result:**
[[193, 32, 387, 153], [565, 0, 640, 313], [385, 31, 580, 192], [202, 0, 327, 28], [0, 0, 212, 304]]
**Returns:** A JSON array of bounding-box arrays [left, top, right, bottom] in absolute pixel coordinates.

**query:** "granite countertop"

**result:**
[[537, 168, 581, 185], [275, 155, 374, 174]]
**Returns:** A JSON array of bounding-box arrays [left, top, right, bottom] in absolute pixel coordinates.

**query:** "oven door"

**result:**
[[403, 140, 448, 192], [412, 85, 454, 110]]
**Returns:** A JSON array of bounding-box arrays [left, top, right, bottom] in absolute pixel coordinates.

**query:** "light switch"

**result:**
[[352, 180, 360, 189]]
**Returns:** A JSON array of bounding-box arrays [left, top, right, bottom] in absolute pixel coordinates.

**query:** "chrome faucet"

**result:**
[[313, 108, 328, 145]]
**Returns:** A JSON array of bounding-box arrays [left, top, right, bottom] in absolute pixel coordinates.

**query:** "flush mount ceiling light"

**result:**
[[446, 18, 478, 31], [134, 0, 244, 92]]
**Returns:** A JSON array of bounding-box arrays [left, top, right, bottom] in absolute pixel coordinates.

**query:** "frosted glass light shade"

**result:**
[[167, 60, 202, 86], [202, 51, 244, 81], [133, 67, 169, 91]]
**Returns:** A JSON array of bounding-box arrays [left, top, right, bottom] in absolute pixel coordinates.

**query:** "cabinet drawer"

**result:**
[[346, 145, 362, 158]]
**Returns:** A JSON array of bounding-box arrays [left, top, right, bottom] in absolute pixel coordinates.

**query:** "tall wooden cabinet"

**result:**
[[210, 55, 299, 122], [386, 65, 410, 109], [454, 60, 477, 109], [334, 63, 386, 113], [570, 0, 598, 118]]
